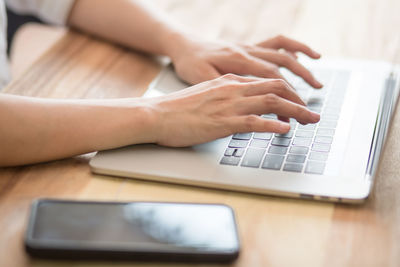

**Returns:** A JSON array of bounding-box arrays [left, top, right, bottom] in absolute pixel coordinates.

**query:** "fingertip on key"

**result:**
[[315, 80, 324, 89], [311, 112, 320, 122], [278, 122, 291, 133], [312, 51, 321, 59]]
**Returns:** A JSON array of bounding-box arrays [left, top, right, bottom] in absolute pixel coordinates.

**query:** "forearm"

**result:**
[[67, 0, 190, 59], [0, 94, 156, 166]]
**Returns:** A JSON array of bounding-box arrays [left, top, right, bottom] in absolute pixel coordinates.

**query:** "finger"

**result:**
[[277, 116, 290, 123], [246, 48, 323, 88], [181, 64, 222, 84], [226, 54, 291, 83], [205, 65, 222, 80], [240, 79, 306, 106], [258, 35, 321, 59], [235, 93, 320, 124], [229, 115, 290, 134], [219, 73, 262, 83], [287, 51, 298, 59]]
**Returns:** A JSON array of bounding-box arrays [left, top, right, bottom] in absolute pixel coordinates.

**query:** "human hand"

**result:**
[[167, 35, 322, 89], [148, 74, 320, 147]]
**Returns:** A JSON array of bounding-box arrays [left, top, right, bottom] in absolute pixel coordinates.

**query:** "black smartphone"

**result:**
[[25, 199, 240, 263]]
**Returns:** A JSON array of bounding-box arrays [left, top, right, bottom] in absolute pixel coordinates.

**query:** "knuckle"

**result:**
[[275, 34, 286, 42], [213, 82, 241, 96], [266, 65, 280, 76], [230, 48, 248, 60], [224, 46, 241, 55], [221, 73, 248, 83], [221, 73, 239, 80], [271, 78, 287, 88], [206, 77, 226, 88], [281, 54, 293, 66], [209, 76, 224, 86], [298, 105, 309, 117], [264, 93, 280, 106], [234, 51, 247, 60], [244, 115, 259, 129]]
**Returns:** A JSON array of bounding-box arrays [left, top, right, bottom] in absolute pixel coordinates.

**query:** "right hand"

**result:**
[[147, 74, 320, 147]]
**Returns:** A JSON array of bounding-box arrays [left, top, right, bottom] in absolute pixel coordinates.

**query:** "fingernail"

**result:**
[[313, 51, 321, 58], [311, 112, 320, 122], [315, 80, 323, 88]]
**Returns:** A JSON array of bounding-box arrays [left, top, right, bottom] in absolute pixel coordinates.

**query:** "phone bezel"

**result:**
[[24, 199, 240, 262]]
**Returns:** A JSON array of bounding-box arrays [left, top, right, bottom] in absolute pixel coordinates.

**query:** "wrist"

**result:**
[[90, 98, 160, 149], [160, 30, 198, 62], [126, 99, 160, 145]]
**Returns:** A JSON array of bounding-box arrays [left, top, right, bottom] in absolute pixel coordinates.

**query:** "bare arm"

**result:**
[[68, 0, 323, 87], [0, 94, 156, 166], [68, 0, 185, 58], [0, 76, 319, 167]]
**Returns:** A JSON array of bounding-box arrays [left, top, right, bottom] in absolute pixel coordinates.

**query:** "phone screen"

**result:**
[[27, 200, 239, 256]]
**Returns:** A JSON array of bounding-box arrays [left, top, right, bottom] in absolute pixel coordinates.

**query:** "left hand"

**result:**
[[168, 35, 323, 88]]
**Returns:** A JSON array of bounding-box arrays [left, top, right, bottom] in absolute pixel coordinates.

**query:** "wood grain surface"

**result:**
[[1, 0, 400, 266]]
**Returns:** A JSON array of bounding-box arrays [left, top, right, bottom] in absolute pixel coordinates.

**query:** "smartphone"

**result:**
[[25, 199, 240, 263]]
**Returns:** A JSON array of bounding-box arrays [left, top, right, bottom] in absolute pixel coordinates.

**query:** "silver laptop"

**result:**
[[90, 57, 400, 203]]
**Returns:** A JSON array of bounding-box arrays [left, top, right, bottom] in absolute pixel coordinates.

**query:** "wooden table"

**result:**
[[1, 0, 400, 266]]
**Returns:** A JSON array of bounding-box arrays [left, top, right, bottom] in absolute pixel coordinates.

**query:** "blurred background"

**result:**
[[7, 0, 400, 77]]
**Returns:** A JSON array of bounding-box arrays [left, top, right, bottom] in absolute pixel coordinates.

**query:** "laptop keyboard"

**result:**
[[219, 69, 350, 175]]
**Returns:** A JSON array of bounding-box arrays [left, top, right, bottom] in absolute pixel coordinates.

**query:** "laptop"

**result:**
[[90, 56, 400, 203]]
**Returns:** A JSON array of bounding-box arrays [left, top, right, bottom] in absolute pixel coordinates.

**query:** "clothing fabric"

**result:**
[[0, 0, 75, 88]]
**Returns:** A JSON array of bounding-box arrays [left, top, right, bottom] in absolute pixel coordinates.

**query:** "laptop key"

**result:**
[[325, 98, 343, 106], [250, 139, 269, 148], [316, 128, 335, 137], [321, 114, 339, 121], [318, 120, 337, 128], [224, 148, 235, 156], [220, 156, 241, 166], [295, 130, 314, 138], [308, 106, 322, 112], [297, 124, 316, 130], [232, 133, 252, 140], [262, 114, 276, 119], [272, 137, 291, 147], [314, 136, 333, 144], [307, 101, 323, 108], [312, 143, 331, 152], [289, 146, 309, 155], [286, 154, 306, 163], [325, 103, 342, 112], [253, 132, 273, 140], [241, 148, 265, 168], [262, 154, 284, 170], [289, 121, 298, 128], [324, 107, 341, 115], [293, 137, 312, 147], [309, 152, 329, 161], [268, 145, 288, 155], [283, 163, 303, 172], [228, 139, 249, 148], [233, 148, 245, 157], [305, 161, 326, 174], [275, 131, 294, 138]]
